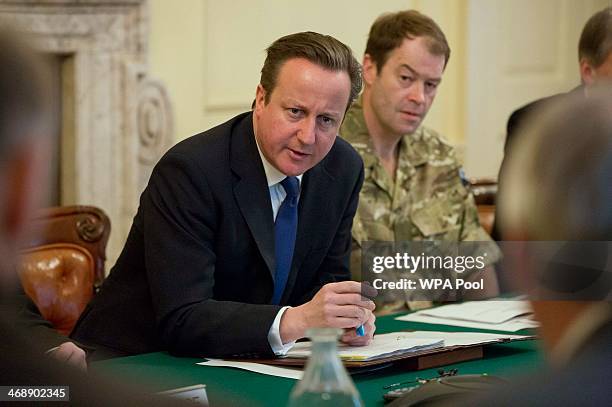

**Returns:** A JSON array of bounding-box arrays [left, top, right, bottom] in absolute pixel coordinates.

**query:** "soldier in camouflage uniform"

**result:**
[[340, 10, 500, 313]]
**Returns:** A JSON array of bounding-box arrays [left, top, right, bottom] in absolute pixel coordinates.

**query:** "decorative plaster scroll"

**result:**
[[137, 79, 173, 165]]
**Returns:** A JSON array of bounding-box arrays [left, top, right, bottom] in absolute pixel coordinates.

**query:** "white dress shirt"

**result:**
[[255, 138, 303, 356]]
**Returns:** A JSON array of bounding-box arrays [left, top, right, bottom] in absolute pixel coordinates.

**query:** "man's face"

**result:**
[[364, 36, 445, 137], [253, 58, 351, 176]]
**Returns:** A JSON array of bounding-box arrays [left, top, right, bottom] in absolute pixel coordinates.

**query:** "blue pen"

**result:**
[[356, 324, 365, 336]]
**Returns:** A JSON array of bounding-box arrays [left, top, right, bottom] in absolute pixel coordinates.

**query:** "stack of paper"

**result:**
[[390, 330, 532, 347], [395, 298, 539, 331], [287, 333, 443, 361], [196, 331, 532, 380]]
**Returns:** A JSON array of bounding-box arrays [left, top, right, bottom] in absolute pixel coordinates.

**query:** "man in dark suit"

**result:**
[[475, 88, 612, 406], [72, 31, 377, 359], [492, 7, 612, 241]]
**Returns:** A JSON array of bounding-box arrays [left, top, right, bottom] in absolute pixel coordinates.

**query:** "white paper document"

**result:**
[[395, 299, 540, 331], [197, 359, 303, 380], [287, 333, 444, 361], [397, 313, 539, 331], [390, 331, 532, 347], [419, 300, 533, 324]]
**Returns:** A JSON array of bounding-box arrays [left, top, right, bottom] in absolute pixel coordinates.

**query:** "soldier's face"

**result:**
[[253, 58, 350, 176], [364, 36, 445, 137]]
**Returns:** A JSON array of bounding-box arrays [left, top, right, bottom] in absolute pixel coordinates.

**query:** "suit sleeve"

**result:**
[[142, 151, 281, 358], [15, 292, 68, 350]]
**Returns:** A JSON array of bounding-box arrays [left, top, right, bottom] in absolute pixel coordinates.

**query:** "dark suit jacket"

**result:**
[[72, 112, 364, 359], [1, 282, 68, 350]]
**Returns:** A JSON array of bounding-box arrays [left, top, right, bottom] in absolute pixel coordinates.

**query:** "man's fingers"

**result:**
[[359, 281, 378, 299], [51, 343, 88, 371], [328, 292, 375, 309], [341, 331, 374, 346], [324, 281, 378, 299], [325, 281, 362, 293], [52, 346, 73, 361], [341, 317, 376, 346], [326, 316, 366, 329], [324, 304, 372, 324]]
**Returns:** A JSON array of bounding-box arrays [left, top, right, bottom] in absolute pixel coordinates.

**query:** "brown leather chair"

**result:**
[[469, 178, 497, 235], [17, 206, 110, 335]]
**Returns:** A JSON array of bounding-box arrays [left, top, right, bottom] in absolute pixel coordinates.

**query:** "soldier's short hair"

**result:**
[[365, 10, 450, 72]]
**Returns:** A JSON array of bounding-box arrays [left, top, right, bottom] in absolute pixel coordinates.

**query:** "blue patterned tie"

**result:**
[[271, 176, 300, 304]]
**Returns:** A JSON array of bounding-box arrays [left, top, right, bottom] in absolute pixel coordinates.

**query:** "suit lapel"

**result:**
[[280, 160, 335, 303], [230, 113, 276, 278]]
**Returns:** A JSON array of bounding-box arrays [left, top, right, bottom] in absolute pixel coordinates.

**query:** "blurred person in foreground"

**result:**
[[0, 22, 86, 371], [475, 88, 612, 405], [0, 24, 184, 406]]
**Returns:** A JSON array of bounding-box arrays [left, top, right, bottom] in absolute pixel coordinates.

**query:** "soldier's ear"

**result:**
[[362, 54, 378, 86]]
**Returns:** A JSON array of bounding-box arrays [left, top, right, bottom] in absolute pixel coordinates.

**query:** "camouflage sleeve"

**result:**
[[459, 189, 502, 267], [349, 214, 368, 281]]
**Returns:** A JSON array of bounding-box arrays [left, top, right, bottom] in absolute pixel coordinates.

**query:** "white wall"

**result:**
[[150, 0, 468, 145], [464, 0, 610, 178], [150, 0, 611, 178]]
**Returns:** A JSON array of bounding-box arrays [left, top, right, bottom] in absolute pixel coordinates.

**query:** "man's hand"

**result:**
[[340, 311, 376, 346], [280, 281, 377, 345], [48, 342, 87, 371]]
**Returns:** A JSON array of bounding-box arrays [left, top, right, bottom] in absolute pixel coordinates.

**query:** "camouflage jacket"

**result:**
[[340, 98, 500, 311]]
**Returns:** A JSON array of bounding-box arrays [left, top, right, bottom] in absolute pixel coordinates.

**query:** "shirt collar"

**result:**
[[255, 135, 303, 187]]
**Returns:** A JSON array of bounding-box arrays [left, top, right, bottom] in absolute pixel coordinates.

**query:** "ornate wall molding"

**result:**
[[0, 0, 174, 270]]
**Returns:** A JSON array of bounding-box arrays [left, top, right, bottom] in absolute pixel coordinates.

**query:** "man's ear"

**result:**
[[1, 139, 49, 244], [580, 58, 596, 86], [362, 54, 378, 86], [254, 84, 267, 116]]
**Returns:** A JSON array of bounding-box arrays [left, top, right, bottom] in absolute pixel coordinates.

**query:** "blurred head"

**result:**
[[498, 89, 612, 352], [579, 7, 612, 85], [499, 88, 612, 241], [0, 25, 53, 286], [254, 32, 361, 176], [362, 10, 449, 138]]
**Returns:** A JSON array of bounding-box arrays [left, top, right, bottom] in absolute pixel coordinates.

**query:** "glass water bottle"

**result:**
[[288, 328, 363, 407]]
